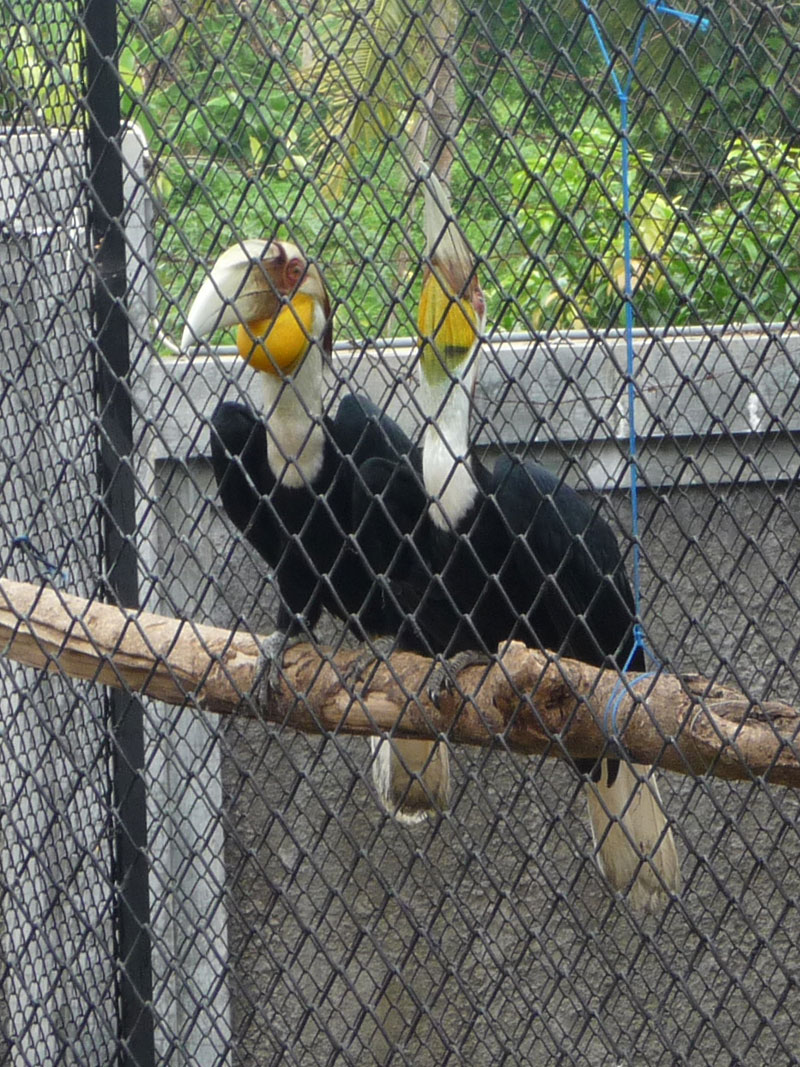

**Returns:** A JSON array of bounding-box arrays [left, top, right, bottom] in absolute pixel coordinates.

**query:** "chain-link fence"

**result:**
[[1, 0, 800, 1063]]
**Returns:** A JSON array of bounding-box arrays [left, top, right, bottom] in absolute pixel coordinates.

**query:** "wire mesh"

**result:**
[[0, 0, 798, 1064]]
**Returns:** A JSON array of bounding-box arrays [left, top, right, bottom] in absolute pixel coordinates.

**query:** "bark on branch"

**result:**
[[1, 577, 799, 786]]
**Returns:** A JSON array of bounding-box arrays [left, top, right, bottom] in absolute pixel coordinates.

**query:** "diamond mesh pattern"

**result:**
[[0, 1, 798, 1064]]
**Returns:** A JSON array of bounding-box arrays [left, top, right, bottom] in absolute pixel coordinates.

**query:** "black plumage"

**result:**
[[356, 452, 640, 670], [183, 237, 450, 822], [209, 393, 419, 642], [349, 170, 679, 908]]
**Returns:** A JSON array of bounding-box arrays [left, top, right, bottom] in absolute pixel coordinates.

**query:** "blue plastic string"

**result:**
[[604, 670, 659, 741], [11, 535, 68, 587], [654, 3, 710, 32], [580, 1, 709, 730]]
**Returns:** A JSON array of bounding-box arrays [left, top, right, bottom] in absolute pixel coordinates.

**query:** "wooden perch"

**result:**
[[1, 577, 799, 785]]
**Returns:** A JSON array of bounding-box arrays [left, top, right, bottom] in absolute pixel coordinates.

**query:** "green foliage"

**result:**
[[139, 0, 800, 341], [504, 121, 800, 332], [670, 139, 800, 326], [0, 3, 82, 126], [3, 0, 800, 343], [299, 0, 435, 190], [501, 116, 681, 331]]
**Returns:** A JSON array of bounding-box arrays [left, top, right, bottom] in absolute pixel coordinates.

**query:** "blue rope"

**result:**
[[654, 4, 710, 33], [11, 535, 68, 588], [604, 670, 660, 741], [580, 1, 709, 731]]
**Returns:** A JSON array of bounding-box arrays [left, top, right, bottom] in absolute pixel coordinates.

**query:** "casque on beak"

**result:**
[[418, 173, 485, 385], [181, 239, 326, 376], [181, 240, 286, 350]]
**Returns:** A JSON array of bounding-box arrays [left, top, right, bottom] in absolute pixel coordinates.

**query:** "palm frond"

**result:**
[[301, 0, 437, 191]]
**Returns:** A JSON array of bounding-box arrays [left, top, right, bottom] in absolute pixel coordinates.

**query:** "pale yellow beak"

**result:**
[[181, 240, 284, 351], [419, 172, 485, 382]]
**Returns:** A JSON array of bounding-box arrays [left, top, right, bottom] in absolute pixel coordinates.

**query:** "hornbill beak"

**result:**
[[181, 239, 331, 375], [418, 172, 486, 382]]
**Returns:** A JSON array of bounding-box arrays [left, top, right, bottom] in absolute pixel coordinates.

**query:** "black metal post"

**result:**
[[84, 2, 156, 1064]]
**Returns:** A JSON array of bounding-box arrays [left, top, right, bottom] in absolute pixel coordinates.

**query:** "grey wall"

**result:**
[[124, 127, 233, 1064], [0, 129, 116, 1066], [148, 332, 800, 1065], [0, 127, 233, 1067]]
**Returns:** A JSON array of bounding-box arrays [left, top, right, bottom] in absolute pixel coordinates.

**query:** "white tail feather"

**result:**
[[584, 759, 681, 912], [370, 737, 450, 824]]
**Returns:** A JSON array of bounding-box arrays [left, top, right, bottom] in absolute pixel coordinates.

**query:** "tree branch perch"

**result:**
[[1, 577, 799, 785]]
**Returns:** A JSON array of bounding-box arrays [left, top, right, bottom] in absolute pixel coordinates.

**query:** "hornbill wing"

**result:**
[[333, 394, 419, 468], [350, 451, 431, 653], [492, 455, 640, 670], [351, 448, 451, 820], [307, 394, 422, 636], [208, 400, 323, 634], [209, 400, 281, 570], [492, 455, 679, 909]]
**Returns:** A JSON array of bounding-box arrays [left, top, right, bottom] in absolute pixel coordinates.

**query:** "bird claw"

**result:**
[[321, 640, 490, 709], [426, 651, 492, 705], [254, 623, 309, 711], [343, 635, 395, 689]]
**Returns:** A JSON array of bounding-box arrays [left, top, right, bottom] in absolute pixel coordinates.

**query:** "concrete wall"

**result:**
[[0, 129, 116, 1066], [148, 332, 800, 1065], [0, 127, 233, 1067]]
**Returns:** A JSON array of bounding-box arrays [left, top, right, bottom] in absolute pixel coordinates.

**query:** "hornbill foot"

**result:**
[[427, 650, 492, 705], [254, 618, 311, 711], [342, 636, 395, 689]]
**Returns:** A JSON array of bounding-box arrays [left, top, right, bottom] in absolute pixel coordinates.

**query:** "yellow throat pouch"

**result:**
[[418, 273, 478, 383], [237, 292, 315, 375]]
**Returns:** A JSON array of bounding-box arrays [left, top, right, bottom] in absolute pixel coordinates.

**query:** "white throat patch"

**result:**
[[419, 374, 478, 531], [259, 304, 327, 488]]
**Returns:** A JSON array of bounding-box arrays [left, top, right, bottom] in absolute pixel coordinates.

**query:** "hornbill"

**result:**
[[181, 238, 450, 823], [353, 176, 681, 911]]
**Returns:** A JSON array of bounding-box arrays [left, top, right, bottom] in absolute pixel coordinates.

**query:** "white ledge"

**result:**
[[143, 326, 800, 490]]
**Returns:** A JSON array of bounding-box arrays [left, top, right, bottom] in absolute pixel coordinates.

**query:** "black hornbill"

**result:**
[[181, 238, 450, 824], [353, 177, 680, 910]]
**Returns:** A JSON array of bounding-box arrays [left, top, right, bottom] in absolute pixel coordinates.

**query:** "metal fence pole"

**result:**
[[84, 1, 156, 1063]]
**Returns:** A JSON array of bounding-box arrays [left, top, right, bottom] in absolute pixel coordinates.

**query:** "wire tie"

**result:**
[[604, 670, 659, 742]]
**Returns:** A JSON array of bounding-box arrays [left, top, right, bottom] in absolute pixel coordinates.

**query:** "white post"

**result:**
[[122, 125, 232, 1067]]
